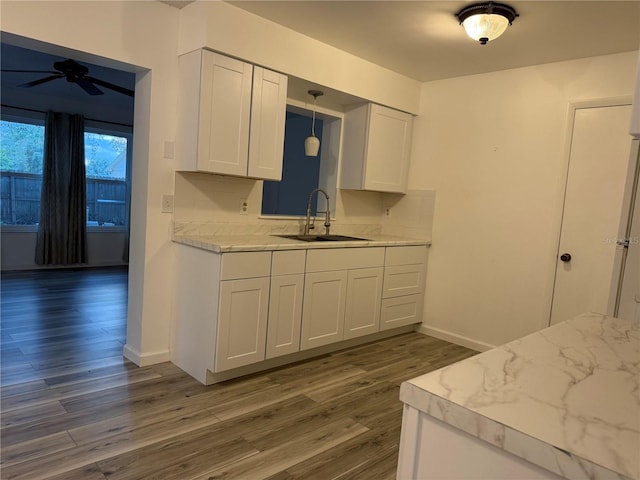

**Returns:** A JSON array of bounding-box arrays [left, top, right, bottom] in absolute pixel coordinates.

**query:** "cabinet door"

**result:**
[[266, 274, 303, 359], [198, 51, 252, 176], [248, 67, 288, 180], [215, 277, 269, 372], [364, 104, 413, 193], [300, 271, 348, 350], [344, 267, 383, 340]]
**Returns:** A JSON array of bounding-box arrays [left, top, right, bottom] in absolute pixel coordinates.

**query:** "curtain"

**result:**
[[35, 111, 87, 265]]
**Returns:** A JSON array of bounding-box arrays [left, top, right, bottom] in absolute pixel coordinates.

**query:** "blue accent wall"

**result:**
[[262, 111, 323, 216]]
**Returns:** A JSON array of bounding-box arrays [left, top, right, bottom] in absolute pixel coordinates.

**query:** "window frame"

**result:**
[[259, 103, 341, 220]]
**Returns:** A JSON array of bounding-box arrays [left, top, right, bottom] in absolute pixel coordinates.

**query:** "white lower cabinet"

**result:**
[[216, 277, 270, 371], [174, 243, 428, 385], [215, 251, 272, 372], [381, 246, 427, 330], [300, 270, 348, 350], [266, 250, 306, 358], [381, 294, 423, 331], [301, 247, 385, 350], [344, 267, 383, 339]]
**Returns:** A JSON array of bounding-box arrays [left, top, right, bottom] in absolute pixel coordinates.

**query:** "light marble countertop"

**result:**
[[172, 232, 429, 253], [400, 312, 640, 480]]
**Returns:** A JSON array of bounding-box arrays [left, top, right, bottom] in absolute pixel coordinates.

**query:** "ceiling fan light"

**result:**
[[456, 2, 518, 45]]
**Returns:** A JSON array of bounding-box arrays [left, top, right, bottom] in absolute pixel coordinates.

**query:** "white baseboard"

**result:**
[[416, 324, 495, 352], [123, 344, 171, 366]]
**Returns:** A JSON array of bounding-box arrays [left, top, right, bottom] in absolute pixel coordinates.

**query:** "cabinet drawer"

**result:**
[[271, 250, 306, 276], [385, 246, 427, 266], [221, 251, 271, 280], [306, 247, 384, 272], [383, 264, 425, 298], [380, 294, 423, 331]]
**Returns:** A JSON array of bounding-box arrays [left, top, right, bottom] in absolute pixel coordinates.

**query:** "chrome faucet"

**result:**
[[304, 188, 331, 236]]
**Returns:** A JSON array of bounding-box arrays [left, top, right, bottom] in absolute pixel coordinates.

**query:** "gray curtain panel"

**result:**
[[35, 112, 88, 265]]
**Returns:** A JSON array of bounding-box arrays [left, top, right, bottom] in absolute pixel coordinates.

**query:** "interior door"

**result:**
[[550, 103, 635, 325]]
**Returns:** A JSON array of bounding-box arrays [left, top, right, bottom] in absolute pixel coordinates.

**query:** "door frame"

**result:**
[[611, 139, 640, 317], [547, 96, 635, 326]]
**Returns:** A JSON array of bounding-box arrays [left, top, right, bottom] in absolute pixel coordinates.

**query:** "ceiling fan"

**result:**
[[2, 59, 134, 97]]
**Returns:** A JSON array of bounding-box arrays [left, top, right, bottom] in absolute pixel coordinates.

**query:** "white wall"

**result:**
[[411, 51, 639, 349], [1, 231, 128, 270]]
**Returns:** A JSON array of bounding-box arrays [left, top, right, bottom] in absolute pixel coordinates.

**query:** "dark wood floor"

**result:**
[[1, 267, 476, 480]]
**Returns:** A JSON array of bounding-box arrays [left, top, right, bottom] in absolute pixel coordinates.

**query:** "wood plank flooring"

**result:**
[[1, 267, 476, 480]]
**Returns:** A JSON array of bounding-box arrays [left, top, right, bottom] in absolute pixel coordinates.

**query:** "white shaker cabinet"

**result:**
[[301, 247, 385, 349], [266, 250, 306, 359], [215, 251, 272, 372], [301, 270, 348, 350], [216, 277, 270, 371], [343, 267, 383, 339], [174, 246, 272, 382], [177, 49, 287, 180], [380, 246, 427, 331], [174, 243, 427, 385], [340, 103, 413, 193]]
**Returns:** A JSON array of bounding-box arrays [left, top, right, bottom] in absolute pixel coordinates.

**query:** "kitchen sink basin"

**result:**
[[274, 234, 369, 242]]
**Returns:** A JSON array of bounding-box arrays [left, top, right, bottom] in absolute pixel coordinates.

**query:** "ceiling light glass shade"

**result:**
[[456, 2, 518, 45], [462, 14, 509, 44]]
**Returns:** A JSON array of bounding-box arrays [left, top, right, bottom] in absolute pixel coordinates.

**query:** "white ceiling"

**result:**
[[225, 1, 640, 82]]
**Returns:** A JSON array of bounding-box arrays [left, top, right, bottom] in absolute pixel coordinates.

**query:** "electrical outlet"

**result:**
[[384, 207, 391, 217], [240, 199, 249, 215], [161, 194, 174, 213]]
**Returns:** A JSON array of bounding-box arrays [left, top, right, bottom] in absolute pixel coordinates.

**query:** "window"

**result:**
[[0, 119, 45, 225], [261, 106, 340, 217], [0, 115, 131, 228], [84, 130, 129, 227]]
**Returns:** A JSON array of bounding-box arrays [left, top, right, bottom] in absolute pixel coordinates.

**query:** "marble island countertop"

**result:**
[[400, 312, 640, 480], [172, 232, 429, 253]]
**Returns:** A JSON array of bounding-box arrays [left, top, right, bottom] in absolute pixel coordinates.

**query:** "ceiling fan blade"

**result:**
[[18, 74, 63, 88], [85, 76, 134, 98], [2, 69, 59, 74], [75, 78, 104, 96]]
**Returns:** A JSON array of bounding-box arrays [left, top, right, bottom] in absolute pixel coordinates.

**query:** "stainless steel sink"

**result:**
[[274, 234, 369, 242]]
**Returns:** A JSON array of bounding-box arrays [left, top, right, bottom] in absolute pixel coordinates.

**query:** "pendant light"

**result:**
[[305, 90, 323, 156], [456, 2, 518, 45]]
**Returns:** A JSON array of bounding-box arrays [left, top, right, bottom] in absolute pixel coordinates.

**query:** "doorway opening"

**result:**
[[0, 35, 142, 370]]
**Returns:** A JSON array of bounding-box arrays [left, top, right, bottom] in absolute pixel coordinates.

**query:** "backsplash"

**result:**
[[381, 189, 436, 239], [173, 171, 434, 239]]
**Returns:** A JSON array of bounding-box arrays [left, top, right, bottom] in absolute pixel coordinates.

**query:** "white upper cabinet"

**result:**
[[248, 67, 288, 180], [340, 103, 413, 193], [178, 49, 288, 180]]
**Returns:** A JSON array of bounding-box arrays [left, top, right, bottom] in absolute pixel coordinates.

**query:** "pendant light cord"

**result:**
[[311, 94, 317, 137]]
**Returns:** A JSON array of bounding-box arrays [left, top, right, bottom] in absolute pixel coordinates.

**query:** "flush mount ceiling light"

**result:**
[[456, 1, 518, 45], [304, 89, 323, 157]]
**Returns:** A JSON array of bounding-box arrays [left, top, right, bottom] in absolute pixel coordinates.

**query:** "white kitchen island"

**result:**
[[397, 312, 639, 480]]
